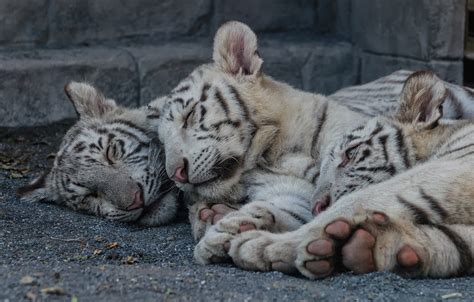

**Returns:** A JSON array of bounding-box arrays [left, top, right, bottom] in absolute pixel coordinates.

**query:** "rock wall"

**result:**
[[0, 0, 466, 126]]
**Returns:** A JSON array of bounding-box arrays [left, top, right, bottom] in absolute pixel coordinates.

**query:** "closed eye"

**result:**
[[105, 144, 116, 164], [183, 108, 195, 129], [338, 144, 360, 168]]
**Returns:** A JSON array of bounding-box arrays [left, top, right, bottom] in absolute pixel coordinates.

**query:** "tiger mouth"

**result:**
[[313, 195, 331, 215]]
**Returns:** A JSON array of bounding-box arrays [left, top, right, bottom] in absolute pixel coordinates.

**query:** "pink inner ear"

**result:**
[[229, 34, 250, 75]]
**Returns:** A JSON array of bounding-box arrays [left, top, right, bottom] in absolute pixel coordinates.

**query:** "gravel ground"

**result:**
[[1, 121, 473, 302]]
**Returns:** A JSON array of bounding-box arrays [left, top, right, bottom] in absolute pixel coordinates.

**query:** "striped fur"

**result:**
[[224, 71, 474, 278], [143, 22, 474, 269], [18, 82, 178, 226]]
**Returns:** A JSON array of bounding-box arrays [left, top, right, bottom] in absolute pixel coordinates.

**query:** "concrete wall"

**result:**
[[0, 0, 466, 126]]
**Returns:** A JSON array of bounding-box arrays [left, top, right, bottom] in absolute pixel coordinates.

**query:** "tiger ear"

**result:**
[[64, 82, 117, 119], [17, 173, 51, 203], [213, 21, 263, 77], [395, 71, 447, 130]]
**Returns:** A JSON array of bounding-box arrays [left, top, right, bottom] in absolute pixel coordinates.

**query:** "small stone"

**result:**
[[105, 242, 120, 249], [20, 275, 36, 285], [25, 291, 37, 301], [40, 286, 65, 295]]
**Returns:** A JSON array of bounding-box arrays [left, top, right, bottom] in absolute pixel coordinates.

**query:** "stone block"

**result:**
[[260, 38, 355, 94], [352, 0, 465, 60], [126, 41, 212, 104], [0, 0, 49, 46], [128, 37, 356, 106], [315, 0, 352, 39], [0, 48, 138, 127], [360, 52, 463, 85], [213, 0, 315, 33], [48, 0, 212, 46]]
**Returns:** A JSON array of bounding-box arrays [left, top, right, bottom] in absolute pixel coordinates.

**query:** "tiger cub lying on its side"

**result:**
[[224, 71, 474, 278], [18, 82, 178, 226]]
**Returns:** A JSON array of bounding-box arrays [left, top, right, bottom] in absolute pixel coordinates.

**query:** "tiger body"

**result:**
[[19, 82, 178, 226], [145, 20, 474, 278], [220, 71, 474, 278]]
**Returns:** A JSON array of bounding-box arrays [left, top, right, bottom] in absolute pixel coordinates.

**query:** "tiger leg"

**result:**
[[193, 188, 314, 265], [299, 219, 474, 278]]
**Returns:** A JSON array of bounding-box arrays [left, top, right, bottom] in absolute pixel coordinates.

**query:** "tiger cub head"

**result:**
[[18, 82, 177, 225], [313, 71, 447, 214], [146, 21, 278, 200]]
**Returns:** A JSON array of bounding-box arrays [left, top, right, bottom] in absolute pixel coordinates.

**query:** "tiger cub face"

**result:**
[[312, 71, 446, 214], [146, 21, 273, 200], [19, 82, 177, 225]]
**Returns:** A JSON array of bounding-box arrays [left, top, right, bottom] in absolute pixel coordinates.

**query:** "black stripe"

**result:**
[[227, 85, 251, 121], [173, 98, 184, 105], [199, 84, 210, 102], [356, 149, 371, 163], [438, 143, 474, 158], [210, 120, 241, 130], [419, 188, 448, 220], [454, 150, 474, 160], [370, 123, 383, 136], [73, 141, 86, 153], [433, 224, 472, 276], [394, 128, 411, 168], [378, 135, 389, 161], [112, 128, 148, 145], [303, 162, 315, 178], [441, 129, 474, 149], [355, 164, 396, 175], [110, 119, 148, 136], [310, 171, 320, 184], [174, 85, 190, 93], [310, 103, 328, 157], [199, 105, 207, 123], [397, 195, 431, 225], [214, 88, 230, 117]]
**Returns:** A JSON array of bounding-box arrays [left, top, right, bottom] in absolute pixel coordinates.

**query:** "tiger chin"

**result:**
[[18, 82, 179, 226]]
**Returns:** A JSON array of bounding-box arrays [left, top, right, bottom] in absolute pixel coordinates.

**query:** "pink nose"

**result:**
[[312, 195, 331, 216], [174, 166, 188, 183], [127, 190, 144, 211]]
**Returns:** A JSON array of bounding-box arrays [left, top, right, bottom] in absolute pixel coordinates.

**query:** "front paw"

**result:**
[[193, 208, 274, 265], [189, 202, 238, 241], [194, 227, 234, 264], [295, 212, 402, 279], [228, 230, 300, 275]]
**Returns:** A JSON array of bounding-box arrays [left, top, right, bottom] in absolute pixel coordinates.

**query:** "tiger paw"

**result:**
[[193, 203, 277, 265], [295, 212, 391, 279], [199, 203, 238, 225], [189, 202, 239, 241], [296, 213, 425, 279], [228, 230, 300, 275]]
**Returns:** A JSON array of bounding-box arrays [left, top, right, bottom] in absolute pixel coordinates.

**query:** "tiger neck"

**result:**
[[246, 75, 367, 164]]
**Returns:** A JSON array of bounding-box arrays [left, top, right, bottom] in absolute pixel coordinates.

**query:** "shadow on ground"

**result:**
[[1, 121, 473, 301]]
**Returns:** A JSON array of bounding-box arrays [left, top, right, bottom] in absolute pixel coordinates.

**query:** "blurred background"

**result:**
[[0, 0, 469, 127]]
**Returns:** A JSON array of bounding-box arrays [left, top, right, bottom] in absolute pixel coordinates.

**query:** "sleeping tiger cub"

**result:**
[[18, 82, 178, 226], [150, 21, 474, 270], [224, 70, 474, 278]]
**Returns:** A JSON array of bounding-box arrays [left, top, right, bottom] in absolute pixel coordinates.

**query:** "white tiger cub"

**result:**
[[144, 21, 474, 266], [225, 71, 474, 278], [19, 82, 178, 226]]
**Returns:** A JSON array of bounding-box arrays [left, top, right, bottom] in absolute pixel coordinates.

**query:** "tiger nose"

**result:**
[[127, 188, 144, 211], [173, 158, 188, 183]]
